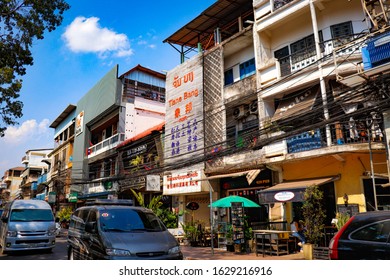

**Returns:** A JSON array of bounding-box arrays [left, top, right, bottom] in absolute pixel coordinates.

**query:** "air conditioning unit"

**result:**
[[249, 100, 258, 114], [233, 105, 248, 120]]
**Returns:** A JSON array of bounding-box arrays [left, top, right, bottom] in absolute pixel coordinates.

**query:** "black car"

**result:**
[[67, 199, 183, 260], [329, 211, 390, 259]]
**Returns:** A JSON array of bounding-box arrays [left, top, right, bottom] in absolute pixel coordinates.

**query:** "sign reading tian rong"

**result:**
[[164, 54, 204, 166]]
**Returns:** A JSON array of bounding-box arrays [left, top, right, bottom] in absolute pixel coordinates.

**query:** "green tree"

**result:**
[[302, 185, 326, 244], [130, 189, 178, 228], [0, 0, 70, 136]]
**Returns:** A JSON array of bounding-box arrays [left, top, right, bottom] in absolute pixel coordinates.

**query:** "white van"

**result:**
[[0, 200, 56, 254]]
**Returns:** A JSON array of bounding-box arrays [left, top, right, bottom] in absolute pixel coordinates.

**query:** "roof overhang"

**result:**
[[50, 104, 76, 128], [258, 176, 340, 203], [163, 0, 253, 51]]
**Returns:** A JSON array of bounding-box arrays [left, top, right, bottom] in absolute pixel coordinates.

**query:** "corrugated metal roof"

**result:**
[[163, 0, 253, 50], [119, 64, 166, 80], [50, 104, 76, 128]]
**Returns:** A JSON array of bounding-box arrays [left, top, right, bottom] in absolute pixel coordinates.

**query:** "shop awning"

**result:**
[[258, 176, 339, 203], [204, 169, 262, 185], [272, 85, 320, 122]]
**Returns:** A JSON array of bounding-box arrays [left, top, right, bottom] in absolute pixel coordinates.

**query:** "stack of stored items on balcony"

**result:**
[[363, 30, 390, 69]]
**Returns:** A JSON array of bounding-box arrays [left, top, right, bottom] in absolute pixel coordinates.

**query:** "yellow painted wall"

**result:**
[[282, 152, 388, 212]]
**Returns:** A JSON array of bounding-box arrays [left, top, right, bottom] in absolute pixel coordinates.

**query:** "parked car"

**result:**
[[67, 199, 183, 260], [329, 210, 390, 259], [0, 200, 56, 254]]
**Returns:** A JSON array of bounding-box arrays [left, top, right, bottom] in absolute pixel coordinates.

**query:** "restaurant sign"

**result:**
[[274, 191, 295, 202]]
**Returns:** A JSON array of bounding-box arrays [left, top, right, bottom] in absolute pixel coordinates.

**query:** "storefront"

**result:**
[[258, 176, 338, 225], [194, 168, 274, 228], [163, 164, 215, 227]]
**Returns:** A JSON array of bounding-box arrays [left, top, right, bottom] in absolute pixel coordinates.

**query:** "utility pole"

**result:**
[[310, 0, 332, 146]]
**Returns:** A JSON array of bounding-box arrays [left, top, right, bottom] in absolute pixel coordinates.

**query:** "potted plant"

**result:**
[[225, 224, 234, 252], [180, 222, 201, 246], [244, 218, 253, 253], [302, 184, 326, 259], [334, 212, 350, 231]]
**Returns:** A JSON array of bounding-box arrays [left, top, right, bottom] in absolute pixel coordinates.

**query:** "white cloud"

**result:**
[[62, 16, 134, 58], [2, 119, 51, 145], [0, 119, 52, 173]]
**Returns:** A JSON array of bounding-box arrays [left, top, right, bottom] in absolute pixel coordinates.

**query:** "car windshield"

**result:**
[[99, 208, 166, 232], [10, 209, 54, 222]]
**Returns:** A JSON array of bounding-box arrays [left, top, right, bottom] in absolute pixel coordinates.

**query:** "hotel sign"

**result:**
[[164, 55, 204, 166]]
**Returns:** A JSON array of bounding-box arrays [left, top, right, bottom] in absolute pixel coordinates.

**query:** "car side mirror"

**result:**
[[85, 221, 97, 234]]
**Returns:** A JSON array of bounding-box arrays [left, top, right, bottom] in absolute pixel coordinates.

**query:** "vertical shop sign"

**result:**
[[164, 55, 204, 166]]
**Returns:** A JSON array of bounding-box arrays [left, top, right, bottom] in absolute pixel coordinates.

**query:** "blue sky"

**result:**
[[0, 0, 216, 176]]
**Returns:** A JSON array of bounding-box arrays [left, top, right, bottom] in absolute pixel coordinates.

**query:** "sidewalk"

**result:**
[[181, 245, 305, 260]]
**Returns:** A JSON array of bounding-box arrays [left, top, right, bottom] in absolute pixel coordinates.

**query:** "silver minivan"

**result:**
[[67, 199, 183, 260], [0, 199, 56, 254]]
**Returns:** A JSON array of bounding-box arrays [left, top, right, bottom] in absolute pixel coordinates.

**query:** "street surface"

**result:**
[[0, 234, 67, 260]]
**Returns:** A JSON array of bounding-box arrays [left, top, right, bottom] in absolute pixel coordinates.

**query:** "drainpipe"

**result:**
[[310, 0, 332, 146], [367, 126, 379, 210], [383, 110, 390, 187]]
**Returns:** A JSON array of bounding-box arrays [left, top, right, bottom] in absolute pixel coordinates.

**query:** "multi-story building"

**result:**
[[163, 0, 390, 232], [253, 0, 390, 222], [116, 122, 165, 202], [0, 167, 24, 204], [40, 104, 77, 210], [163, 0, 266, 228], [70, 65, 166, 202], [20, 149, 52, 199]]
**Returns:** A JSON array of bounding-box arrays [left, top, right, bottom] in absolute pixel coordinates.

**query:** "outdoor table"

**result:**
[[253, 230, 291, 257]]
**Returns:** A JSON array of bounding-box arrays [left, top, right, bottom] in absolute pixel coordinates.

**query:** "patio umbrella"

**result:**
[[210, 195, 261, 208]]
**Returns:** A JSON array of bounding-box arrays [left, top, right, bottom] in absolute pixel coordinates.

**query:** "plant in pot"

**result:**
[[244, 217, 253, 253], [334, 212, 350, 231], [225, 224, 234, 252], [301, 184, 326, 260], [180, 222, 201, 246]]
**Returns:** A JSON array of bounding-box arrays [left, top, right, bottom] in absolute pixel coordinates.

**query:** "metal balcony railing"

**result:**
[[278, 34, 364, 77], [274, 0, 295, 11], [285, 115, 385, 154], [87, 133, 126, 158], [225, 114, 384, 156]]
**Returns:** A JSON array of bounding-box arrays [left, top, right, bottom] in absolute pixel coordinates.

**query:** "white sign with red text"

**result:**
[[163, 170, 202, 195]]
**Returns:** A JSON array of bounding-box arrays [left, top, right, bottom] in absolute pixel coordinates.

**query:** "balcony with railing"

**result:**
[[224, 74, 257, 102], [122, 78, 165, 103], [220, 112, 385, 162], [274, 0, 295, 11], [258, 35, 365, 92], [264, 114, 385, 159], [278, 35, 363, 78], [87, 133, 126, 158], [21, 155, 29, 165]]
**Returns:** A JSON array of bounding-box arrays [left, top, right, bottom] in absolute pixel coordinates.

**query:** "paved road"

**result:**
[[0, 234, 68, 260]]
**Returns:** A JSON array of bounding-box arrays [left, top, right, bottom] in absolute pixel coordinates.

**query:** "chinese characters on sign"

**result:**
[[165, 55, 204, 165], [170, 119, 199, 157]]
